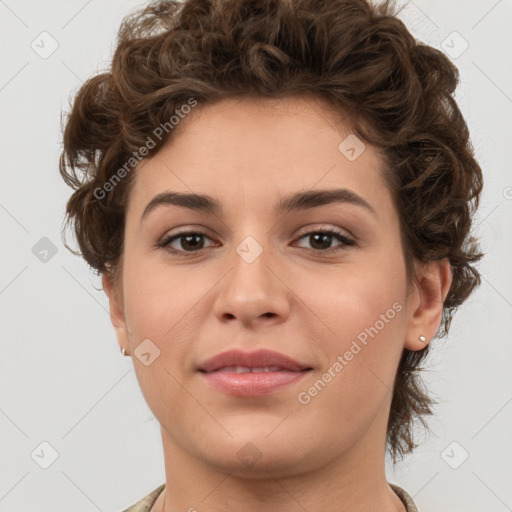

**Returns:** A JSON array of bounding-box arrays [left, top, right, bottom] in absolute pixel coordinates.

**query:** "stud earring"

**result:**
[[121, 346, 127, 356], [418, 335, 427, 343]]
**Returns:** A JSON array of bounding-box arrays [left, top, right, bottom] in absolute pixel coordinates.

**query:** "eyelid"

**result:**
[[158, 225, 216, 243], [157, 224, 355, 256], [291, 227, 355, 252], [157, 227, 217, 250], [293, 223, 353, 240], [159, 223, 353, 242]]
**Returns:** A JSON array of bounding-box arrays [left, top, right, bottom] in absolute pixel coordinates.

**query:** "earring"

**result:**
[[121, 346, 127, 356], [418, 335, 427, 343]]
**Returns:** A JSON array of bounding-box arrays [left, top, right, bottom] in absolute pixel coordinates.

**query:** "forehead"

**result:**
[[127, 95, 391, 218]]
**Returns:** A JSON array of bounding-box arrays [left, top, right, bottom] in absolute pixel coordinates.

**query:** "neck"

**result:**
[[155, 401, 404, 512]]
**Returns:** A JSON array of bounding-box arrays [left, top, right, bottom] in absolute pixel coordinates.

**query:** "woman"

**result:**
[[59, 0, 484, 510]]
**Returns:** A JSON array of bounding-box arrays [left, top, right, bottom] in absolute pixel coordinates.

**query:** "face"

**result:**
[[103, 95, 448, 477]]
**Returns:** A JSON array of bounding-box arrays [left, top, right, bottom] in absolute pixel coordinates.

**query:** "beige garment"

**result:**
[[121, 484, 165, 512], [121, 482, 419, 511]]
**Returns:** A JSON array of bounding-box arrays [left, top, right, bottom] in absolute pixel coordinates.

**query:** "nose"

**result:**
[[212, 237, 291, 329]]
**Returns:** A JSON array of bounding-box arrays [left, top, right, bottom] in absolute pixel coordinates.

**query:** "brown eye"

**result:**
[[294, 229, 355, 252], [159, 231, 215, 255], [157, 227, 355, 257]]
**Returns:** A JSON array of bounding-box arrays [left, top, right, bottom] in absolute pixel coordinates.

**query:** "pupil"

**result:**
[[178, 233, 334, 251], [182, 234, 203, 251], [311, 233, 331, 250]]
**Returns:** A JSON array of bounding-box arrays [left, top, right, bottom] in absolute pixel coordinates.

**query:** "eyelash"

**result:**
[[157, 228, 355, 257]]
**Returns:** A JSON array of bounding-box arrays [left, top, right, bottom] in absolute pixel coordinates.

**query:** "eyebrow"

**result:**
[[141, 188, 377, 222]]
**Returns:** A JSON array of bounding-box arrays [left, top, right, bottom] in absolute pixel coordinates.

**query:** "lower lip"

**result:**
[[200, 370, 310, 397]]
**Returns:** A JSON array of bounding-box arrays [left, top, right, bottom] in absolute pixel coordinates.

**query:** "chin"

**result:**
[[196, 431, 322, 478]]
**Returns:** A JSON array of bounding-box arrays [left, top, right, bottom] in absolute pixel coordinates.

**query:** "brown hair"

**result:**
[[59, 0, 484, 464]]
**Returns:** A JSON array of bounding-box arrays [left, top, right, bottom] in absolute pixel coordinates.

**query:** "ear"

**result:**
[[102, 271, 130, 354], [404, 257, 453, 351]]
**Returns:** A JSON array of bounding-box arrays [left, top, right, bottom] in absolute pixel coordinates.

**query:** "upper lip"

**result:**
[[198, 349, 311, 373]]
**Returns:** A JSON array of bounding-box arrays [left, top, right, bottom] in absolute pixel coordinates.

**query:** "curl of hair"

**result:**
[[59, 0, 484, 464]]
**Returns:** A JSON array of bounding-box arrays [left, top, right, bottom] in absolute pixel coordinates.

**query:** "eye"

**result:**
[[157, 227, 355, 257], [158, 230, 216, 256], [293, 228, 355, 253]]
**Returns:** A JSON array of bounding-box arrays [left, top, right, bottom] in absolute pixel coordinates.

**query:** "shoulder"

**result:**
[[118, 482, 416, 512], [389, 483, 419, 512], [119, 484, 165, 512]]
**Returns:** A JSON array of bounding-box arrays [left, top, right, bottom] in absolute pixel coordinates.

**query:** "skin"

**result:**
[[102, 95, 452, 512]]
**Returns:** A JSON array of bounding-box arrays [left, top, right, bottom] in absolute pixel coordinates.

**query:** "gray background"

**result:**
[[0, 0, 511, 510]]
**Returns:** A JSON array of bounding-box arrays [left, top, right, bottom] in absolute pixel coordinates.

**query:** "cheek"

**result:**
[[121, 255, 217, 395], [122, 255, 197, 340], [292, 260, 407, 414], [122, 261, 198, 423], [292, 254, 406, 344]]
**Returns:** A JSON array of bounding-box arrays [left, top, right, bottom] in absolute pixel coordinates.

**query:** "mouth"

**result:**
[[206, 366, 303, 373], [198, 349, 313, 397]]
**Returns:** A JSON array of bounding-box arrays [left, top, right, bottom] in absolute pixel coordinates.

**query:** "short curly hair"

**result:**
[[59, 0, 484, 464]]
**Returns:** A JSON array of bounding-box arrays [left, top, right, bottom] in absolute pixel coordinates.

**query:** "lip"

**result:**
[[198, 348, 310, 373], [198, 349, 312, 397]]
